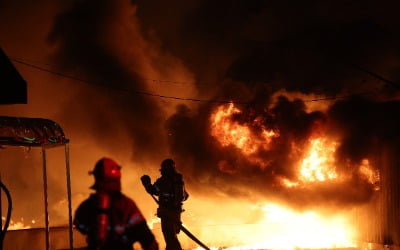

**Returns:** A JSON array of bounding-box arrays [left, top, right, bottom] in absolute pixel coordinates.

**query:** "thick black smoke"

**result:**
[[136, 0, 400, 92], [47, 0, 400, 209], [329, 97, 400, 162], [135, 0, 400, 208]]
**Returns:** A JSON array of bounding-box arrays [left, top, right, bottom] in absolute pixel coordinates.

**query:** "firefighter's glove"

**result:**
[[141, 175, 151, 187]]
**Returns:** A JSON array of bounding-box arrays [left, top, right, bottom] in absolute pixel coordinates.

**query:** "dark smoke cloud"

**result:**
[[165, 94, 400, 210], [47, 0, 167, 162], [165, 96, 364, 209], [29, 0, 400, 210], [136, 0, 400, 91], [134, 0, 400, 208], [329, 97, 400, 162]]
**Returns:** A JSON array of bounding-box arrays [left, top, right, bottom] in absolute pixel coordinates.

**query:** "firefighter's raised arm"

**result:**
[[141, 175, 156, 195]]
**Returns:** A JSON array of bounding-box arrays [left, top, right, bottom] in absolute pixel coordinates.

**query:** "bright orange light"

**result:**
[[260, 203, 357, 249], [206, 102, 375, 249], [210, 103, 279, 156], [279, 177, 300, 188], [299, 138, 338, 182], [5, 217, 35, 230], [192, 201, 357, 250], [146, 215, 160, 230]]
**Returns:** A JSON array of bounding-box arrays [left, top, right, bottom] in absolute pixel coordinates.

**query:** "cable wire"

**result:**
[[11, 57, 392, 105], [11, 58, 246, 104]]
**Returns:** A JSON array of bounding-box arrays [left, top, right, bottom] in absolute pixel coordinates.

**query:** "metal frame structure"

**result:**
[[0, 116, 73, 250]]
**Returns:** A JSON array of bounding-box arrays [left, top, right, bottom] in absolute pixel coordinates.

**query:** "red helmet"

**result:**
[[90, 158, 121, 191]]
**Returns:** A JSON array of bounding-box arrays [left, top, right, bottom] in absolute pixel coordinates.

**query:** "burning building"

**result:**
[[1, 0, 400, 249]]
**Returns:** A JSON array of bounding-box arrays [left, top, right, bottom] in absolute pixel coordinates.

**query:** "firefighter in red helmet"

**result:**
[[141, 158, 189, 250], [74, 157, 158, 250]]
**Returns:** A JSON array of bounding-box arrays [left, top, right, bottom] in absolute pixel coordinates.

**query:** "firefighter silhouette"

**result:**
[[74, 157, 158, 250], [141, 158, 189, 250]]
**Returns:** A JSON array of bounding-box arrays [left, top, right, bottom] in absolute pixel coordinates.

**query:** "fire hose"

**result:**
[[147, 194, 210, 250], [0, 181, 12, 250]]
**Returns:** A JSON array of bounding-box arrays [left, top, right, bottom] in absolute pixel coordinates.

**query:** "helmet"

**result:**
[[161, 158, 175, 170], [160, 158, 176, 176], [90, 158, 121, 191]]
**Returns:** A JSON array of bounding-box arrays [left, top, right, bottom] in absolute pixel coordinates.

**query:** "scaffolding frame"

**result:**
[[0, 116, 73, 250]]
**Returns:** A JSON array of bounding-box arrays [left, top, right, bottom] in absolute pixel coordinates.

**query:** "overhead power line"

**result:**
[[350, 64, 400, 89], [11, 58, 244, 104], [11, 57, 391, 105]]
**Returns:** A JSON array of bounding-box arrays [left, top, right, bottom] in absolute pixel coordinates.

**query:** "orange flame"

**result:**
[[210, 103, 279, 156], [191, 201, 357, 249], [299, 138, 338, 183], [4, 217, 36, 230], [206, 102, 380, 248]]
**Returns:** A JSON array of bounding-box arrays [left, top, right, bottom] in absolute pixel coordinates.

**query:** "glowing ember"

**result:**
[[210, 103, 279, 155], [299, 138, 338, 183]]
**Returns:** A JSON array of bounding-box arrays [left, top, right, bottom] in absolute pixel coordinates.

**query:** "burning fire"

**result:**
[[210, 102, 379, 187], [210, 103, 279, 167], [278, 137, 341, 188], [259, 203, 356, 249], [206, 101, 380, 249], [299, 138, 338, 183], [2, 217, 36, 230], [191, 201, 357, 250]]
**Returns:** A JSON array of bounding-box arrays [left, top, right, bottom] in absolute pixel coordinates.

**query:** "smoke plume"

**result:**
[[47, 0, 400, 210]]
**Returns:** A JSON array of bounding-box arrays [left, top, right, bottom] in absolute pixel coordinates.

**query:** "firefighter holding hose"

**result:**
[[141, 158, 189, 250], [73, 157, 158, 250]]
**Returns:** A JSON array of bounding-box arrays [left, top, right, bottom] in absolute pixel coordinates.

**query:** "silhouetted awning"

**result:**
[[0, 116, 69, 147], [0, 47, 27, 104]]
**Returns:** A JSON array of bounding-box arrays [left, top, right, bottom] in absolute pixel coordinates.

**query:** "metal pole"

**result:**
[[65, 143, 74, 249], [0, 172, 2, 237], [41, 146, 50, 250]]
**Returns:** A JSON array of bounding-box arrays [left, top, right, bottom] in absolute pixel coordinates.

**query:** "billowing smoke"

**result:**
[[46, 0, 400, 210], [135, 0, 400, 209], [1, 0, 196, 230], [2, 1, 400, 235], [47, 0, 168, 162], [165, 95, 400, 209]]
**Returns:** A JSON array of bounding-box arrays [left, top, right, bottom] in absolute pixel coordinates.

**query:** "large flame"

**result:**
[[210, 103, 279, 167], [191, 201, 357, 250], [259, 203, 356, 249], [206, 101, 380, 249], [298, 137, 339, 184]]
